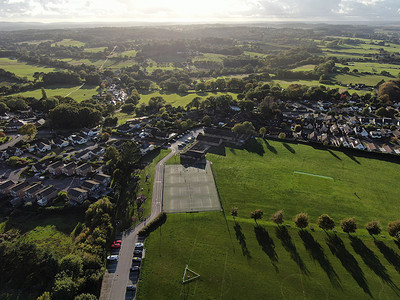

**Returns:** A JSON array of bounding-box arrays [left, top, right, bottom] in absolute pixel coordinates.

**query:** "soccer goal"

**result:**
[[182, 265, 200, 284]]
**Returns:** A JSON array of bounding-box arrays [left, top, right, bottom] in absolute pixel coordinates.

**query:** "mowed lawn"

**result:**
[[138, 212, 400, 299], [209, 139, 400, 226], [0, 57, 61, 80], [138, 140, 400, 299], [14, 85, 99, 102]]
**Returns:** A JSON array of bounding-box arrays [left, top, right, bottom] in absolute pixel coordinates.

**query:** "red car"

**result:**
[[111, 241, 121, 249]]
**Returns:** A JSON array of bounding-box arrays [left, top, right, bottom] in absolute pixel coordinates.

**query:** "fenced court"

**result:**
[[163, 162, 221, 213]]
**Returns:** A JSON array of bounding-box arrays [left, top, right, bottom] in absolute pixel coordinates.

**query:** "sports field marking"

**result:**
[[293, 171, 334, 180]]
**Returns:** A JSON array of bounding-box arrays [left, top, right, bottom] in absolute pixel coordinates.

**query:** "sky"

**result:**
[[0, 0, 400, 23]]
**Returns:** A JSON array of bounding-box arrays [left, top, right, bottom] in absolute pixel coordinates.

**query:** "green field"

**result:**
[[83, 47, 107, 53], [0, 58, 60, 80], [139, 91, 239, 108], [334, 73, 389, 86], [14, 85, 99, 101], [290, 65, 316, 72], [51, 39, 85, 47], [337, 62, 400, 77], [138, 140, 400, 299]]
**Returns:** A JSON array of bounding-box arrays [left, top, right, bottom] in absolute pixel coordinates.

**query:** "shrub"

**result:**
[[271, 210, 284, 225], [250, 209, 263, 223], [341, 217, 357, 234], [387, 220, 400, 238], [365, 221, 381, 237], [317, 214, 335, 231], [138, 212, 167, 237], [294, 213, 309, 229]]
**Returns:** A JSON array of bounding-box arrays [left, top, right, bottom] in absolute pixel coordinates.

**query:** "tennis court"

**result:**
[[163, 162, 221, 213]]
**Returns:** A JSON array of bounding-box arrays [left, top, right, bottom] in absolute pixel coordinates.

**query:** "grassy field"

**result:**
[[138, 212, 400, 299], [337, 62, 400, 77], [139, 91, 239, 108], [334, 73, 389, 86], [0, 58, 60, 80], [290, 65, 316, 72], [83, 47, 107, 53], [138, 139, 400, 299], [51, 39, 85, 47], [14, 85, 99, 101]]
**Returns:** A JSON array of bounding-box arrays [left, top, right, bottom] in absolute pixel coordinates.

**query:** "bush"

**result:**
[[294, 213, 309, 229], [365, 221, 381, 236], [340, 217, 357, 234], [387, 220, 400, 238], [317, 214, 335, 231], [271, 210, 284, 225], [138, 212, 167, 237]]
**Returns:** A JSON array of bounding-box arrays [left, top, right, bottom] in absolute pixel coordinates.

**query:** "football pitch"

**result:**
[[163, 162, 221, 213]]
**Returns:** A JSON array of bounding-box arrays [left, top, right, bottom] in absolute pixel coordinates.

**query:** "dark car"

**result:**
[[134, 250, 142, 255], [126, 285, 136, 291], [130, 266, 140, 271]]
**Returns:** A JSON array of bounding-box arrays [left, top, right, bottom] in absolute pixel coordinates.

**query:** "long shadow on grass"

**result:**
[[244, 139, 265, 156], [283, 143, 296, 154], [233, 222, 251, 258], [328, 149, 342, 160], [344, 151, 361, 164], [254, 225, 279, 272], [298, 230, 341, 288], [263, 139, 277, 155], [374, 240, 400, 274], [326, 233, 371, 296], [275, 226, 308, 275], [350, 236, 400, 295]]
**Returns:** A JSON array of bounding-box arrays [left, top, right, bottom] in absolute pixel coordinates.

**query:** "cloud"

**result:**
[[0, 0, 399, 22]]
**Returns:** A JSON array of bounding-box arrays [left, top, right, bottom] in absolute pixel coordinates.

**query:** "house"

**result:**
[[53, 138, 69, 148], [10, 181, 30, 198], [68, 187, 88, 204], [24, 183, 43, 200], [330, 124, 340, 135], [351, 139, 366, 150], [81, 180, 102, 194], [370, 131, 382, 139], [82, 127, 100, 137], [62, 162, 77, 176], [36, 142, 51, 153], [76, 163, 93, 177], [47, 161, 65, 175], [91, 146, 105, 156], [35, 118, 45, 128], [0, 180, 15, 195], [93, 173, 111, 186], [365, 142, 378, 152], [380, 145, 394, 154], [5, 119, 25, 132], [117, 124, 134, 134], [354, 127, 369, 138], [36, 186, 59, 206], [68, 135, 88, 145], [197, 135, 223, 147]]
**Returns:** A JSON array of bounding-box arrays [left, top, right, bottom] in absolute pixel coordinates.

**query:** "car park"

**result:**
[[107, 255, 118, 261]]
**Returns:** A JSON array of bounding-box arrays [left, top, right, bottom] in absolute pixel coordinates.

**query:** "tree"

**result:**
[[41, 87, 48, 100], [37, 291, 51, 300], [294, 124, 302, 132], [100, 132, 110, 142], [259, 127, 266, 138], [0, 102, 9, 114], [271, 210, 284, 225], [294, 213, 309, 229], [52, 274, 77, 300], [121, 103, 136, 114], [341, 217, 357, 234], [195, 82, 206, 92], [278, 132, 286, 139], [202, 115, 211, 126], [74, 294, 98, 300], [317, 214, 335, 231], [250, 209, 263, 223], [365, 221, 381, 238], [120, 141, 140, 168], [375, 107, 388, 117], [387, 220, 400, 238], [18, 123, 37, 139], [231, 207, 238, 220], [232, 121, 255, 135], [177, 83, 189, 94], [59, 254, 83, 279]]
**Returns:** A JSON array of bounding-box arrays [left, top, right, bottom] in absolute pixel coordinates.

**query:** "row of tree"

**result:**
[[233, 208, 400, 239]]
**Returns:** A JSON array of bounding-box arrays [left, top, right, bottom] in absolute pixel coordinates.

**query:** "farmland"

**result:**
[[14, 85, 100, 102], [0, 58, 61, 80]]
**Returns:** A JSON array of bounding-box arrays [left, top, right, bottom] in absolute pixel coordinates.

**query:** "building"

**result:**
[[93, 173, 111, 186], [36, 186, 59, 206], [47, 161, 65, 175], [10, 181, 30, 198], [0, 180, 15, 195], [81, 180, 102, 194], [62, 162, 77, 176], [24, 183, 43, 201], [76, 163, 93, 177], [68, 187, 88, 204]]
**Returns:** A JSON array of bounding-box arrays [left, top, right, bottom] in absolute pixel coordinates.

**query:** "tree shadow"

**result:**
[[263, 139, 277, 155], [374, 240, 400, 274], [326, 233, 371, 296], [275, 227, 309, 275], [328, 149, 342, 160], [244, 139, 265, 156], [283, 143, 296, 154], [298, 230, 341, 288], [233, 222, 251, 258], [350, 236, 400, 295], [344, 151, 361, 164], [254, 225, 279, 272]]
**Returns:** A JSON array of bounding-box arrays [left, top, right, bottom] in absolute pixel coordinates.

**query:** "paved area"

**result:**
[[163, 161, 221, 213]]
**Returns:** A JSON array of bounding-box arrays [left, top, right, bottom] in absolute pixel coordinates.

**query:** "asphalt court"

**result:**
[[163, 161, 221, 213]]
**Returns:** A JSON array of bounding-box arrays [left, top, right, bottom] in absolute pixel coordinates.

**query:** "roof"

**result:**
[[10, 181, 30, 192], [63, 162, 77, 170], [48, 161, 64, 169], [77, 163, 92, 171], [81, 180, 101, 190], [94, 173, 111, 181], [37, 142, 50, 149], [37, 186, 58, 197], [0, 180, 15, 189], [25, 183, 43, 194], [69, 187, 88, 197]]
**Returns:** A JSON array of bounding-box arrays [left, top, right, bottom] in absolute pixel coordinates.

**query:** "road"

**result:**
[[0, 134, 24, 151], [100, 148, 176, 300], [99, 128, 203, 300]]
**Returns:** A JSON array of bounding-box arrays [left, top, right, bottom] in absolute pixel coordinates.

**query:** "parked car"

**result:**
[[130, 266, 140, 271], [111, 242, 121, 249], [107, 255, 118, 261], [135, 242, 144, 248], [134, 250, 142, 255], [132, 257, 142, 262], [126, 285, 136, 291]]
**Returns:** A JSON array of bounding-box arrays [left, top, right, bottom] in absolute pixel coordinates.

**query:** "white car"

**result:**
[[135, 243, 144, 248], [107, 255, 118, 261]]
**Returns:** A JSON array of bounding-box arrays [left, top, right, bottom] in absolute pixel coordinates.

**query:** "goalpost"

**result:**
[[182, 265, 200, 284]]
